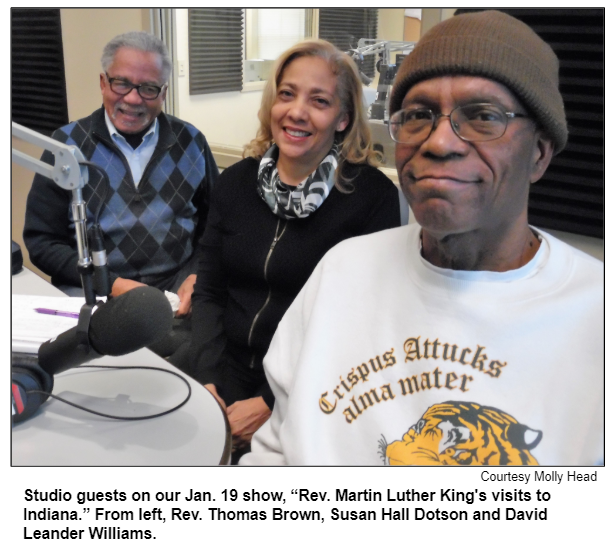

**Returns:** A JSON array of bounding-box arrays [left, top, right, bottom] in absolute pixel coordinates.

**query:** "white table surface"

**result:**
[[11, 268, 231, 465]]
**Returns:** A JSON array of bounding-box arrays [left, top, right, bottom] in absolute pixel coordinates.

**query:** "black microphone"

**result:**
[[39, 286, 173, 376], [12, 286, 173, 422]]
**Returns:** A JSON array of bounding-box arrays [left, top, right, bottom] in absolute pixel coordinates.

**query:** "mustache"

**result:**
[[114, 103, 147, 115]]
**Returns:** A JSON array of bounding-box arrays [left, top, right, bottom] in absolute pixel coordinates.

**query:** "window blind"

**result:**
[[11, 8, 69, 136], [318, 9, 379, 79], [456, 9, 604, 238], [188, 9, 243, 95]]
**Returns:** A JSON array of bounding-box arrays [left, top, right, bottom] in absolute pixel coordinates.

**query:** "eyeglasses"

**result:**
[[105, 73, 165, 100], [389, 103, 527, 144]]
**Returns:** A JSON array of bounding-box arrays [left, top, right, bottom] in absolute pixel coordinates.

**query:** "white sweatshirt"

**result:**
[[242, 224, 604, 466]]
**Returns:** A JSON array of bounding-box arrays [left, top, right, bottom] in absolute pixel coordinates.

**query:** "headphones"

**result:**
[[11, 353, 54, 423]]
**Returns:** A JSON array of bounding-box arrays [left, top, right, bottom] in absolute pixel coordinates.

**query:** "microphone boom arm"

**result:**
[[12, 122, 99, 308], [12, 122, 89, 191]]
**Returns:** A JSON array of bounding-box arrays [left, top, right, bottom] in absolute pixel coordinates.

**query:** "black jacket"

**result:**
[[188, 157, 401, 408]]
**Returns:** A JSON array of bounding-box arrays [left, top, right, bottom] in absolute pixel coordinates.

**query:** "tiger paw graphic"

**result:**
[[379, 401, 542, 466]]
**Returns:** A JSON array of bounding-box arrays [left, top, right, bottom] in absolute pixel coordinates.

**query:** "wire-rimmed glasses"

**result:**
[[389, 103, 527, 144]]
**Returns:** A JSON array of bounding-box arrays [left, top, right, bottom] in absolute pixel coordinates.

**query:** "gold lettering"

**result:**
[[445, 372, 458, 389], [420, 372, 432, 390], [470, 346, 488, 370], [423, 338, 432, 358], [319, 392, 336, 414], [356, 363, 370, 382], [358, 392, 374, 409], [459, 374, 474, 392], [432, 339, 441, 359], [381, 384, 395, 401], [339, 375, 351, 392], [369, 356, 383, 373], [442, 343, 458, 362], [351, 396, 363, 416], [383, 349, 396, 368], [432, 367, 442, 389], [404, 337, 423, 362], [347, 368, 359, 389], [458, 347, 472, 365], [398, 376, 420, 395], [343, 406, 357, 424], [485, 360, 506, 378]]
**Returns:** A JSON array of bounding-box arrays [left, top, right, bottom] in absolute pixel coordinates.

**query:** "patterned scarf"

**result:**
[[257, 143, 340, 219]]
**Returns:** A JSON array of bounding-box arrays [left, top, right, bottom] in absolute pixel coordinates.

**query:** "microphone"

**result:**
[[12, 286, 173, 422], [39, 286, 173, 376]]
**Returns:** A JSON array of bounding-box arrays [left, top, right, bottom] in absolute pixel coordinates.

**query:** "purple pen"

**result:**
[[34, 308, 80, 319]]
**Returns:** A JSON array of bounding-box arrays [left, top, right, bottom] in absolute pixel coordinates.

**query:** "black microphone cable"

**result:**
[[20, 365, 192, 421]]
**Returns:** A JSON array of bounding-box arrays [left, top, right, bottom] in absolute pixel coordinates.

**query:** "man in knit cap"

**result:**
[[242, 11, 603, 466]]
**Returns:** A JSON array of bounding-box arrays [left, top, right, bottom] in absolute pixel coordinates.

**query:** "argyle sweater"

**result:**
[[24, 107, 219, 288]]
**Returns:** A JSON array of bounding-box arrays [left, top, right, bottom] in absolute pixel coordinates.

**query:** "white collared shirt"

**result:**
[[104, 111, 159, 188]]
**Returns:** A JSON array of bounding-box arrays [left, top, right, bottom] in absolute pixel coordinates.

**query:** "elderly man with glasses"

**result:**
[[241, 11, 603, 466], [24, 31, 219, 365]]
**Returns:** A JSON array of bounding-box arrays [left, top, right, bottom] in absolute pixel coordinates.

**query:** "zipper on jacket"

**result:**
[[247, 218, 287, 368]]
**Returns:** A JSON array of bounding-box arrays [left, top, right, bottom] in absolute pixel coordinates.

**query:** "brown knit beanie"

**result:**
[[389, 10, 568, 153]]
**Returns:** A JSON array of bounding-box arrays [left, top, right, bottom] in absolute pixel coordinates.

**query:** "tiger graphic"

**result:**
[[380, 401, 542, 466]]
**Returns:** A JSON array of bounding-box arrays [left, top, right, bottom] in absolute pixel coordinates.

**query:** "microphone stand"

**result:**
[[12, 122, 108, 346]]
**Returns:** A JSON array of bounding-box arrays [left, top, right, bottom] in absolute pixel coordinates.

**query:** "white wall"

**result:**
[[61, 9, 147, 122], [377, 9, 404, 42], [174, 9, 261, 153]]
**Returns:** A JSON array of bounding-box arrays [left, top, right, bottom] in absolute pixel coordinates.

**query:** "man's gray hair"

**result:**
[[101, 31, 171, 83]]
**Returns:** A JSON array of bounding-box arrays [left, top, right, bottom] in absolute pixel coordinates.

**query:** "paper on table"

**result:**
[[11, 294, 88, 353]]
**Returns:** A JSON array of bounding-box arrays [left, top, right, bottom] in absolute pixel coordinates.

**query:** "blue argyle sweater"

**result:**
[[24, 108, 219, 288]]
